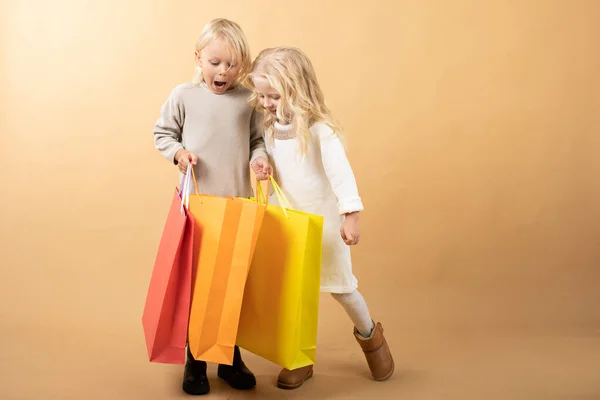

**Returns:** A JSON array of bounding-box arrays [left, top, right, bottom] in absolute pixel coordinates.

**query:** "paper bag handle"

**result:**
[[255, 180, 270, 206], [180, 165, 203, 213], [257, 175, 293, 218]]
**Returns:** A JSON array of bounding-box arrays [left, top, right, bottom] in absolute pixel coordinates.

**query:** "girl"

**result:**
[[153, 18, 271, 396], [247, 46, 395, 390]]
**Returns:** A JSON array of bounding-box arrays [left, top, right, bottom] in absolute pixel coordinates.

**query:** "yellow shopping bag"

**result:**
[[236, 177, 324, 370]]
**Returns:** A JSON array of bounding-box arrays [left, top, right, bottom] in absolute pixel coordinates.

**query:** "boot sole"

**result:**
[[277, 370, 314, 390], [216, 366, 257, 390], [373, 360, 395, 381], [182, 384, 210, 396]]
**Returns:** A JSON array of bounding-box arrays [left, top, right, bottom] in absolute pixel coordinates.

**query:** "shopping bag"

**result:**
[[185, 168, 266, 365], [142, 167, 195, 364], [236, 176, 324, 370]]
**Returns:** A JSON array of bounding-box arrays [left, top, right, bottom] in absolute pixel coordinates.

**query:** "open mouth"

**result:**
[[213, 81, 227, 90]]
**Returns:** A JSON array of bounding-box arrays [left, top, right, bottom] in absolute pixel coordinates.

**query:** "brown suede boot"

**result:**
[[276, 365, 313, 390], [354, 321, 394, 381]]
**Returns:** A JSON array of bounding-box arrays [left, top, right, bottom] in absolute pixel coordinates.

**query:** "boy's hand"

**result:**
[[251, 157, 272, 181], [175, 149, 198, 174], [340, 212, 360, 246]]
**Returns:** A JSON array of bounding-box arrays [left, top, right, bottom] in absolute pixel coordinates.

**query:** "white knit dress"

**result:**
[[265, 121, 364, 294]]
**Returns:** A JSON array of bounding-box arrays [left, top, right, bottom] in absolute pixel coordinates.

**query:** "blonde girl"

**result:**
[[247, 46, 394, 390], [152, 18, 271, 396]]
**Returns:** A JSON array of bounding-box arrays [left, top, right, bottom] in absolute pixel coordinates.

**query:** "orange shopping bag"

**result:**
[[142, 169, 195, 364], [185, 169, 266, 365]]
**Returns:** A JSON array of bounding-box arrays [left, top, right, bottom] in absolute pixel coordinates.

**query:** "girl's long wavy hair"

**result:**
[[192, 18, 251, 90], [246, 47, 343, 155]]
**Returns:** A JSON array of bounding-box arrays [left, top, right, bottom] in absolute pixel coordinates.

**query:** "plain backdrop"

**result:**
[[1, 1, 599, 399]]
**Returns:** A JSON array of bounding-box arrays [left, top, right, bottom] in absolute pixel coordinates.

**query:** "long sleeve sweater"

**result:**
[[153, 82, 267, 198]]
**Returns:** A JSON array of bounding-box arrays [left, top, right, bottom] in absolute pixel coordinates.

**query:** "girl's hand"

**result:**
[[340, 212, 360, 246], [175, 149, 198, 174], [251, 157, 272, 181]]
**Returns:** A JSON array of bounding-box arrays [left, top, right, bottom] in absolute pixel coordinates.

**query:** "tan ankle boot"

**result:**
[[354, 321, 394, 381], [276, 365, 313, 390]]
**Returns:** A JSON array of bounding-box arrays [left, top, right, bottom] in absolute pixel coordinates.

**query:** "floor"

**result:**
[[2, 286, 599, 400]]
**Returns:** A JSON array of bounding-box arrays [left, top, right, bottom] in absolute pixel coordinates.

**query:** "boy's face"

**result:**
[[252, 76, 282, 118], [196, 37, 241, 95]]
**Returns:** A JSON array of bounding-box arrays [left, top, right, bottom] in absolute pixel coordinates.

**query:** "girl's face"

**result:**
[[196, 37, 242, 95], [252, 76, 284, 119]]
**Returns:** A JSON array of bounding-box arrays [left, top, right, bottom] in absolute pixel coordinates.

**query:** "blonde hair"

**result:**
[[192, 18, 251, 89], [247, 46, 342, 155]]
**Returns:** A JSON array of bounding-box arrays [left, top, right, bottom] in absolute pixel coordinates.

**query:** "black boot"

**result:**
[[217, 346, 256, 390], [182, 347, 210, 395]]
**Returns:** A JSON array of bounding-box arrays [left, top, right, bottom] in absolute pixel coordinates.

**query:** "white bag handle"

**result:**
[[180, 165, 192, 214]]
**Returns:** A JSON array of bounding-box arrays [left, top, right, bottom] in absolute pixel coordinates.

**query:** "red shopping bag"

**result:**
[[142, 187, 195, 364]]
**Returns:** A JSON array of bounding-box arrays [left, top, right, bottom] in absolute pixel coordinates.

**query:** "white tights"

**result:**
[[331, 290, 375, 338]]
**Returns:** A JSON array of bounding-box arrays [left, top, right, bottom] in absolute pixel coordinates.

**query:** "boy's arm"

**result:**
[[153, 88, 185, 164]]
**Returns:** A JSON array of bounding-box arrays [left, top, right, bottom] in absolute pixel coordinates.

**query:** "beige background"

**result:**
[[1, 0, 599, 399]]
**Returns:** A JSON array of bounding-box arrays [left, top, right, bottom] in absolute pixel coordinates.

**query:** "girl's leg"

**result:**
[[331, 290, 375, 338], [332, 290, 395, 381]]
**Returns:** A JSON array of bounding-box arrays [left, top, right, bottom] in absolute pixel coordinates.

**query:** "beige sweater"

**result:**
[[153, 82, 267, 198]]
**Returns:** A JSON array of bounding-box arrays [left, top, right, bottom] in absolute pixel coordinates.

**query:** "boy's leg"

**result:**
[[182, 345, 210, 395], [217, 345, 256, 390]]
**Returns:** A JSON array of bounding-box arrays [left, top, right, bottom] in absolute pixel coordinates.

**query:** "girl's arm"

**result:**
[[317, 124, 364, 215], [153, 87, 185, 164], [249, 109, 268, 164]]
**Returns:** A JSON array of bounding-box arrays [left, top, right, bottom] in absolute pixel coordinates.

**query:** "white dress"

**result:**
[[265, 121, 364, 294]]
